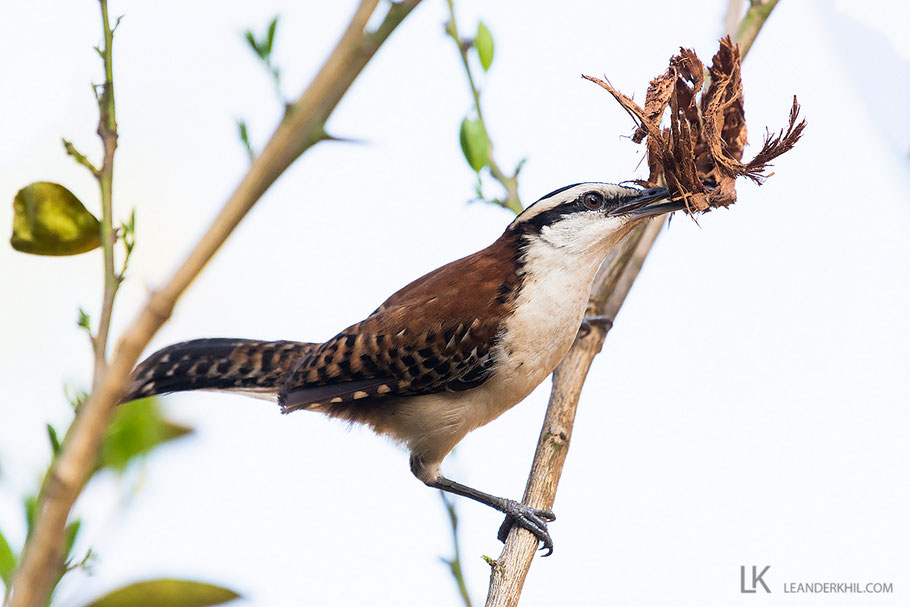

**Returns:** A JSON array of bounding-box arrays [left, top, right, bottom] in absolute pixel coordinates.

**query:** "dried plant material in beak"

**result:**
[[583, 36, 805, 215]]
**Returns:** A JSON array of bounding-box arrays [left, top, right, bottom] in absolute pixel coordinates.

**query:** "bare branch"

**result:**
[[724, 0, 745, 37], [484, 221, 662, 607], [736, 0, 780, 58], [6, 2, 420, 606]]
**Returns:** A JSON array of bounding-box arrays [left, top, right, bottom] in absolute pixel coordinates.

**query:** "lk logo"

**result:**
[[741, 565, 771, 593]]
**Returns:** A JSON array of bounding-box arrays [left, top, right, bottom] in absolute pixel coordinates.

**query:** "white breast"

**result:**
[[479, 238, 606, 420], [388, 227, 624, 479]]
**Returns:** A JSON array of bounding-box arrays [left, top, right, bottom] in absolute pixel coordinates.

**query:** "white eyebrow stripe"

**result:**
[[509, 183, 638, 229]]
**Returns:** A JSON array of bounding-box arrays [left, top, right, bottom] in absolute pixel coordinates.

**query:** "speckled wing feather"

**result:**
[[278, 230, 524, 413]]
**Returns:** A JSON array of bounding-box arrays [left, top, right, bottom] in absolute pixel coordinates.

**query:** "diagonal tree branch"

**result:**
[[484, 220, 662, 606], [484, 4, 781, 605], [735, 0, 780, 57], [6, 2, 421, 606]]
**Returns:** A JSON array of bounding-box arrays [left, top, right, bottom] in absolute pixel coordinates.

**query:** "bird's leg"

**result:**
[[430, 475, 556, 556], [579, 314, 613, 337]]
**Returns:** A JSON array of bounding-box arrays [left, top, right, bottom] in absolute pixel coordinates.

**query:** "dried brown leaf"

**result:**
[[741, 96, 806, 179], [583, 35, 804, 215], [634, 70, 675, 144], [582, 75, 656, 140]]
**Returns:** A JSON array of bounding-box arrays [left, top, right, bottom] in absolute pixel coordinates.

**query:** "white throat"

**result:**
[[475, 223, 634, 421]]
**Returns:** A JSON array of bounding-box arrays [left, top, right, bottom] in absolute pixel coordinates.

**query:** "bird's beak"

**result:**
[[607, 187, 686, 218]]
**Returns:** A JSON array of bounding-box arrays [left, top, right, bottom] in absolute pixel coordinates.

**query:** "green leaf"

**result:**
[[24, 495, 37, 536], [64, 519, 81, 561], [475, 22, 494, 71], [514, 157, 527, 176], [119, 208, 136, 258], [459, 118, 490, 173], [47, 424, 61, 456], [0, 528, 16, 587], [77, 307, 92, 333], [474, 175, 485, 200], [237, 120, 253, 162], [65, 384, 89, 410], [10, 182, 101, 256], [243, 31, 262, 59], [266, 16, 278, 55], [161, 419, 194, 443], [81, 579, 240, 607], [97, 398, 193, 474], [124, 207, 136, 235]]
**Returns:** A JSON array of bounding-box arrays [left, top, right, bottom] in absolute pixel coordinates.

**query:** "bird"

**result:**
[[123, 182, 685, 555]]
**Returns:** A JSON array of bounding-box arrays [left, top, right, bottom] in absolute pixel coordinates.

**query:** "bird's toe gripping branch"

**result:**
[[497, 500, 557, 557], [429, 475, 558, 555], [579, 315, 615, 338]]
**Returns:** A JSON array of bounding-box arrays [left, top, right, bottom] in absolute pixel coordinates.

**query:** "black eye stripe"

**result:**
[[517, 191, 609, 235], [512, 184, 643, 237]]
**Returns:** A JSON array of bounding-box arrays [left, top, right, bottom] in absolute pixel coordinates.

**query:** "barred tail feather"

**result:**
[[123, 338, 317, 404]]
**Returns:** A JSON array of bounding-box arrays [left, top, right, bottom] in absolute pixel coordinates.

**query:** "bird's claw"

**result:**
[[496, 500, 557, 556], [579, 315, 613, 337]]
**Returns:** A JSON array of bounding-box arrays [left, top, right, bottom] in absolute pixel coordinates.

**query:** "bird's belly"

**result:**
[[481, 295, 586, 421], [394, 297, 584, 465], [387, 253, 598, 467], [447, 272, 590, 436]]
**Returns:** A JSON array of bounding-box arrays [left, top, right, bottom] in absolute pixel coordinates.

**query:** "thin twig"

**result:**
[[5, 3, 420, 606], [440, 492, 473, 607], [92, 0, 120, 392], [483, 5, 781, 606], [19, 1, 122, 595], [724, 0, 746, 37], [735, 0, 779, 58], [445, 0, 522, 214], [61, 139, 99, 176]]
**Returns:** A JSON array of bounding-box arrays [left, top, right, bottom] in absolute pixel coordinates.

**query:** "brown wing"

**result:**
[[278, 230, 523, 413]]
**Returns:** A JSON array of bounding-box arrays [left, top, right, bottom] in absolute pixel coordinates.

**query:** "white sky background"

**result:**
[[1, 1, 909, 605]]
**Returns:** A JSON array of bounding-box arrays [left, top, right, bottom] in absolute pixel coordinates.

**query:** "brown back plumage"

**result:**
[[124, 229, 527, 421], [278, 229, 525, 413]]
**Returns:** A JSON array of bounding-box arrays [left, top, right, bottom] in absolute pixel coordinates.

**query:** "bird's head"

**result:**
[[508, 182, 682, 256]]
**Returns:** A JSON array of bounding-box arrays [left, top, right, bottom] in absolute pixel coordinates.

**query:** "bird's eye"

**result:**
[[582, 192, 604, 210]]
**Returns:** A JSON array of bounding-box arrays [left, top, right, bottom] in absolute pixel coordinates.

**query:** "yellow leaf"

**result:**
[[10, 182, 100, 256], [82, 579, 240, 607]]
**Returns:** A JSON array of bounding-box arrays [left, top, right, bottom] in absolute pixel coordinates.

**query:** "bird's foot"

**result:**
[[579, 315, 613, 337], [496, 500, 557, 556]]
